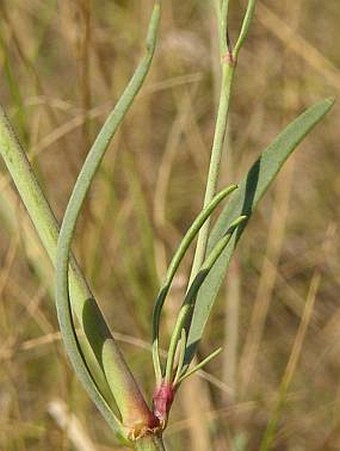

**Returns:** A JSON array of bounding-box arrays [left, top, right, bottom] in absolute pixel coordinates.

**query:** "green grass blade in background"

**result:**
[[0, 30, 28, 143], [185, 97, 334, 365]]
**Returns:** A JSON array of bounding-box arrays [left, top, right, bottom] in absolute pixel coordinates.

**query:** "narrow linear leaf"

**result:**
[[152, 183, 238, 380], [185, 97, 334, 364], [177, 347, 222, 385], [0, 0, 161, 440], [0, 105, 117, 411], [166, 215, 247, 379], [56, 0, 161, 431], [173, 329, 187, 386], [233, 0, 256, 59]]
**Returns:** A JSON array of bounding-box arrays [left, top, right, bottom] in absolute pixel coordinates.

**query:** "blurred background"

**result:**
[[0, 1, 339, 450]]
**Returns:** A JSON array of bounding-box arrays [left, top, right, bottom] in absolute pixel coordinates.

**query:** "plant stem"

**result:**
[[189, 61, 235, 284], [188, 0, 256, 291], [188, 0, 257, 285], [134, 434, 166, 451], [182, 0, 257, 368], [233, 0, 256, 59]]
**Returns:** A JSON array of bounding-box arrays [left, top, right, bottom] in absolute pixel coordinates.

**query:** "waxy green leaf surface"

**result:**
[[185, 97, 334, 365]]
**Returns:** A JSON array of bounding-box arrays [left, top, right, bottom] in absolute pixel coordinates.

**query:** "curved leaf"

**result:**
[[55, 0, 161, 432], [152, 184, 238, 381]]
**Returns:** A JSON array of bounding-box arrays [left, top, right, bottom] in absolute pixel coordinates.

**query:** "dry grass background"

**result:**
[[0, 1, 339, 450]]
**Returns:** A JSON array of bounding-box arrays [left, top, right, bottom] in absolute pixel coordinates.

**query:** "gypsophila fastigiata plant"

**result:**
[[0, 1, 334, 449]]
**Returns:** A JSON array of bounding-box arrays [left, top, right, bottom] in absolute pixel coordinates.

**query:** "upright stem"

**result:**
[[188, 0, 256, 304], [189, 61, 235, 284]]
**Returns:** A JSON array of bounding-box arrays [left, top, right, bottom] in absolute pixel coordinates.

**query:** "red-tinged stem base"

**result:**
[[152, 381, 175, 426]]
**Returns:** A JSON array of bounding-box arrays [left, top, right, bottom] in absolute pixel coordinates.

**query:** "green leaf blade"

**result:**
[[185, 97, 334, 365]]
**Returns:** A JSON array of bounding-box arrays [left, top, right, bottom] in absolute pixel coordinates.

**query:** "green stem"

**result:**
[[233, 0, 256, 59], [189, 0, 256, 282], [189, 62, 235, 284], [216, 0, 231, 55], [134, 434, 166, 451], [183, 1, 257, 369]]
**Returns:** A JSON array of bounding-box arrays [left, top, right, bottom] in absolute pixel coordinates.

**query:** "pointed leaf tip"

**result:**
[[185, 97, 334, 366]]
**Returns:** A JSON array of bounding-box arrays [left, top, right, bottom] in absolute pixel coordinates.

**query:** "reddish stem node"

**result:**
[[152, 381, 175, 427]]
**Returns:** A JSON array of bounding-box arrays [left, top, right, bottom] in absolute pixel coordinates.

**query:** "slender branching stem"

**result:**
[[158, 0, 257, 405], [188, 33, 235, 288], [216, 0, 231, 55], [0, 1, 334, 450], [189, 0, 256, 286], [233, 0, 256, 59]]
